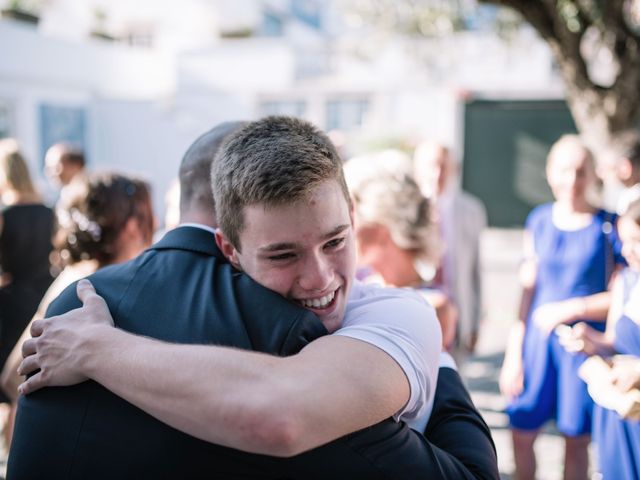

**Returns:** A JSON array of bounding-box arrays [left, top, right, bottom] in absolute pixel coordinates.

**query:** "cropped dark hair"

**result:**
[[212, 116, 349, 250], [179, 121, 246, 217], [60, 147, 85, 168], [55, 172, 153, 266]]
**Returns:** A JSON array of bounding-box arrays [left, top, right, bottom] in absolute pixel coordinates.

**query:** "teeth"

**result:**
[[300, 290, 336, 309]]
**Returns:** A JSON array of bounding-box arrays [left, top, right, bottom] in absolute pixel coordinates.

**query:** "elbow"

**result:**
[[210, 386, 308, 457], [244, 406, 306, 457]]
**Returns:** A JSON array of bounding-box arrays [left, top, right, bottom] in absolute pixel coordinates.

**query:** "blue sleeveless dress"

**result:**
[[507, 204, 624, 436], [592, 268, 640, 479]]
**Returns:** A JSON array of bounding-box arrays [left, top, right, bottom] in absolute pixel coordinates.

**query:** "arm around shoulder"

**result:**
[[18, 281, 415, 457]]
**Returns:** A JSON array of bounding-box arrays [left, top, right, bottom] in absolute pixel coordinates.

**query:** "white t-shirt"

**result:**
[[334, 281, 442, 430]]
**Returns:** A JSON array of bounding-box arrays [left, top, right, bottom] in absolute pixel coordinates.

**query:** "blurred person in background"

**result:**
[[0, 171, 154, 444], [413, 141, 487, 355], [344, 157, 457, 350], [0, 139, 55, 403], [44, 143, 89, 272], [613, 132, 640, 215], [44, 142, 87, 207], [499, 135, 625, 480], [559, 197, 640, 480]]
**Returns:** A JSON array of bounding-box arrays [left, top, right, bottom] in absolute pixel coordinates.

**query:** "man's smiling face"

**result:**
[[217, 179, 356, 333]]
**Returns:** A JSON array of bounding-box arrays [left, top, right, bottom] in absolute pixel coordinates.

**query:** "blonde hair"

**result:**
[[547, 134, 595, 171], [346, 155, 441, 268], [344, 149, 413, 194], [0, 139, 37, 195]]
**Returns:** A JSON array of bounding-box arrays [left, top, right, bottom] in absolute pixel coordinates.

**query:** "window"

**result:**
[[261, 11, 284, 37], [259, 100, 307, 118], [291, 0, 322, 29], [39, 104, 87, 168], [325, 98, 369, 131], [0, 102, 11, 139]]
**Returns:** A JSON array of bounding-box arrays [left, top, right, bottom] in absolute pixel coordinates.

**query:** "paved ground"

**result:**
[[0, 228, 593, 479]]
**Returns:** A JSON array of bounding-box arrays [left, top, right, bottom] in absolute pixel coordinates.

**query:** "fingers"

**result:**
[[30, 319, 45, 338], [17, 372, 44, 396], [21, 338, 37, 358], [17, 354, 40, 377], [76, 280, 111, 318], [562, 339, 585, 353], [613, 377, 633, 393], [77, 279, 99, 305]]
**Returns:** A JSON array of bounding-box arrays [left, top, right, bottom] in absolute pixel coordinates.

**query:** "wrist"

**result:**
[[570, 297, 587, 321], [506, 322, 525, 358], [81, 324, 121, 378]]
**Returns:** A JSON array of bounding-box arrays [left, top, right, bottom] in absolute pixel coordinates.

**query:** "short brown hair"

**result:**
[[179, 121, 247, 218], [55, 172, 153, 266], [212, 116, 349, 250]]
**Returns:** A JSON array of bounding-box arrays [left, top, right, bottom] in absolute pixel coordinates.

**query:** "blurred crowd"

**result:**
[[0, 140, 154, 445], [1, 121, 640, 479]]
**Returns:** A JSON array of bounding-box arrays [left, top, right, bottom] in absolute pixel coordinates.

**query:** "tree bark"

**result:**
[[480, 0, 640, 161]]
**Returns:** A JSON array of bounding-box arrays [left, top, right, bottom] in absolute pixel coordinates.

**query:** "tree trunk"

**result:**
[[479, 0, 640, 163]]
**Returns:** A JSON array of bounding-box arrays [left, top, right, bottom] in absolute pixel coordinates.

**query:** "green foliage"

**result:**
[[6, 0, 41, 14], [557, 0, 583, 33]]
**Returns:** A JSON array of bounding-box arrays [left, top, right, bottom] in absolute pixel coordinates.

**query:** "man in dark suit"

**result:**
[[14, 119, 498, 479]]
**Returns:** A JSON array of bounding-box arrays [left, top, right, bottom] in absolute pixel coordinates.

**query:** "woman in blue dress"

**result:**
[[499, 135, 624, 480], [564, 198, 640, 479]]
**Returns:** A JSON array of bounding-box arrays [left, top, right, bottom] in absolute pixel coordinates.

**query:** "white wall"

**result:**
[[0, 3, 563, 220], [0, 21, 174, 99], [0, 19, 185, 219]]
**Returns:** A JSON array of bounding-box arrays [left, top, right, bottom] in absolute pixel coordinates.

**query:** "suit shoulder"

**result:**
[[47, 251, 158, 318], [46, 282, 83, 317], [459, 191, 486, 214]]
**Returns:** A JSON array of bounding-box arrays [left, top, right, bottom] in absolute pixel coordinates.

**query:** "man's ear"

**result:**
[[215, 230, 242, 269]]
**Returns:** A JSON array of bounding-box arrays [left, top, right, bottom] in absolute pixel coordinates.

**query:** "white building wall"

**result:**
[[0, 20, 185, 218], [0, 2, 563, 219]]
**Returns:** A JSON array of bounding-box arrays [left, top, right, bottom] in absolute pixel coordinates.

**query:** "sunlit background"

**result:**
[[3, 1, 640, 478]]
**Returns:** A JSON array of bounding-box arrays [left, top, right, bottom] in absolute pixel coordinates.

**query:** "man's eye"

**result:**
[[325, 237, 345, 249], [268, 253, 295, 261]]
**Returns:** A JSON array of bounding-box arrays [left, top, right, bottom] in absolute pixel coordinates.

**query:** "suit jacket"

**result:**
[[439, 188, 487, 345], [423, 367, 499, 479], [8, 226, 498, 479]]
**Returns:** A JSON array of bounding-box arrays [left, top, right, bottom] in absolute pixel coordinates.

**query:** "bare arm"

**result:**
[[19, 280, 409, 457], [1, 325, 29, 401], [558, 274, 623, 357], [499, 232, 535, 399]]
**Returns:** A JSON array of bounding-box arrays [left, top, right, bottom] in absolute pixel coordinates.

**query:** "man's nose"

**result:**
[[298, 253, 333, 292]]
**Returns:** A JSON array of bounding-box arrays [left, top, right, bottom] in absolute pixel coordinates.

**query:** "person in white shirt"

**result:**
[[19, 117, 442, 453]]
